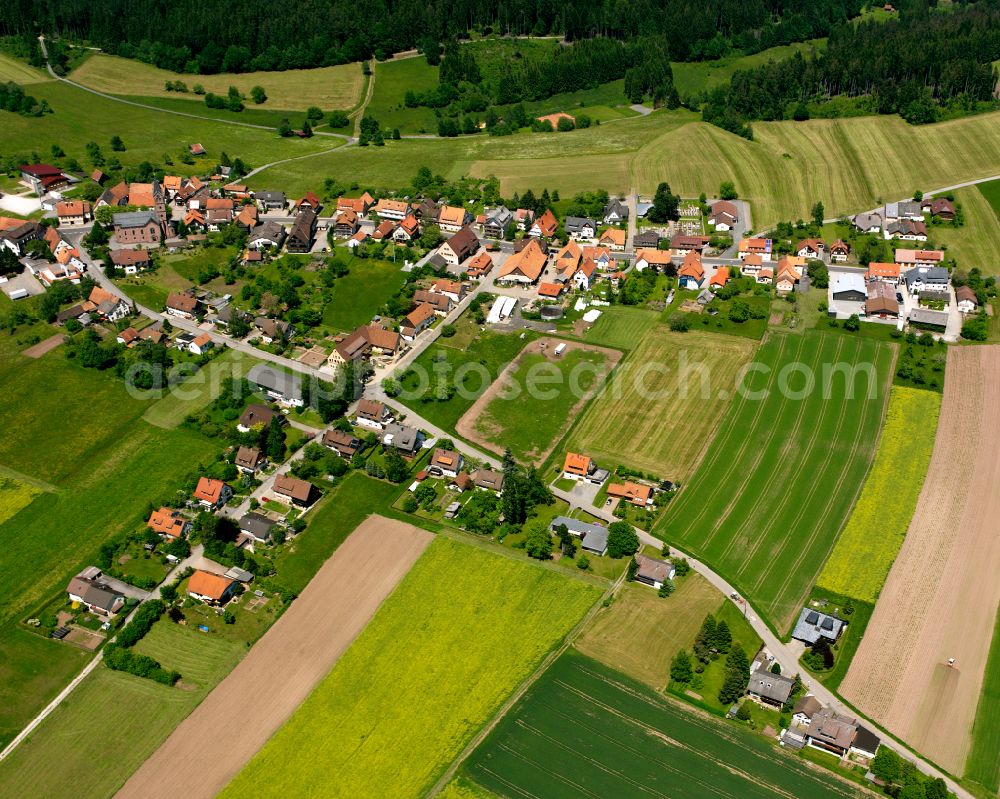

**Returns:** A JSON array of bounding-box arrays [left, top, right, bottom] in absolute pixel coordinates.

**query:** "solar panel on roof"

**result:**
[[805, 611, 820, 625], [821, 617, 834, 630]]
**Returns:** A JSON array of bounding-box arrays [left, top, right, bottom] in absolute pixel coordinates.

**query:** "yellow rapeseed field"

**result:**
[[220, 537, 600, 799], [817, 386, 941, 602]]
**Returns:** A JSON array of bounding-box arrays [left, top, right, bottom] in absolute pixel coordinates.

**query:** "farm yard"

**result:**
[[841, 346, 1000, 777], [565, 327, 757, 480], [575, 573, 725, 691], [461, 651, 868, 799], [219, 537, 601, 799], [0, 622, 244, 799], [456, 338, 620, 465], [656, 331, 895, 633], [68, 54, 365, 112], [117, 516, 434, 799], [816, 386, 941, 604]]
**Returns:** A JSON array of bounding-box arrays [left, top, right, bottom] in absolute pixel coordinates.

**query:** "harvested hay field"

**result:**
[[840, 346, 1000, 775], [565, 327, 757, 480], [115, 516, 432, 799], [455, 338, 620, 465]]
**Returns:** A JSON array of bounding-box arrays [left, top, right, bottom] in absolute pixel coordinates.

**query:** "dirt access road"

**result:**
[[115, 516, 433, 799], [455, 337, 621, 466], [840, 346, 1000, 774]]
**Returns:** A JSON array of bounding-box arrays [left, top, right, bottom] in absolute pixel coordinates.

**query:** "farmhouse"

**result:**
[[237, 403, 279, 432], [632, 553, 676, 589], [166, 292, 198, 319], [634, 248, 673, 272], [792, 608, 845, 645], [439, 226, 480, 266], [234, 446, 266, 474], [400, 302, 436, 341], [110, 248, 151, 273], [606, 481, 653, 506], [272, 474, 317, 508], [956, 285, 979, 314], [356, 399, 392, 430], [247, 364, 304, 408], [322, 428, 362, 458], [866, 281, 899, 318], [498, 238, 546, 284], [430, 448, 464, 477], [66, 568, 126, 616], [147, 507, 192, 539], [922, 197, 955, 220], [194, 477, 233, 510], [747, 667, 796, 708], [239, 512, 276, 543], [562, 452, 608, 484], [550, 515, 609, 556], [187, 570, 236, 606], [709, 200, 738, 230], [329, 325, 400, 369]]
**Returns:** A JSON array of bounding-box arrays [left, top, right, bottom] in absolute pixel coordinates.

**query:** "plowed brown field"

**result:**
[[114, 515, 432, 799], [840, 346, 1000, 773]]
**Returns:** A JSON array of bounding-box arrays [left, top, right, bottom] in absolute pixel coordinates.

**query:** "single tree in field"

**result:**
[[811, 201, 824, 227], [670, 650, 693, 683], [606, 521, 639, 558], [110, 135, 125, 151], [250, 85, 267, 104]]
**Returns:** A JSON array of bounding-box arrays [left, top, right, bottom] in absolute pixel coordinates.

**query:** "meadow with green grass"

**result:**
[[469, 344, 615, 464], [69, 53, 364, 111], [581, 306, 659, 349], [367, 56, 442, 134], [461, 650, 867, 799], [0, 622, 244, 799], [670, 40, 826, 97], [965, 609, 1000, 794], [221, 536, 601, 799], [322, 257, 408, 332], [816, 386, 941, 603], [657, 331, 895, 633], [396, 329, 535, 431], [566, 327, 757, 480], [929, 186, 1000, 274]]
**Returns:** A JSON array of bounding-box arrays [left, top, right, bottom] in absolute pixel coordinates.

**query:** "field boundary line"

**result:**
[[425, 571, 626, 797]]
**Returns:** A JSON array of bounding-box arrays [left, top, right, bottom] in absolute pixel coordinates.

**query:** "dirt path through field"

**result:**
[[455, 338, 621, 465], [115, 515, 433, 799], [840, 346, 1000, 774], [22, 334, 63, 359]]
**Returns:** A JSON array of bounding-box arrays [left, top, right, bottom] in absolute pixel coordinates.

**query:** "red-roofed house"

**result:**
[[148, 507, 192, 539], [193, 477, 232, 510], [187, 570, 236, 605], [529, 209, 558, 239], [710, 266, 730, 290], [56, 201, 93, 226]]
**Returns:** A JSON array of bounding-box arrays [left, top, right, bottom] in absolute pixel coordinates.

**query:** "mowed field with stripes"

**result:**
[[656, 331, 895, 633]]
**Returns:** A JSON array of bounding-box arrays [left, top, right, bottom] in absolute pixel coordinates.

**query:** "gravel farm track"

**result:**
[[840, 346, 1000, 775], [114, 516, 433, 799]]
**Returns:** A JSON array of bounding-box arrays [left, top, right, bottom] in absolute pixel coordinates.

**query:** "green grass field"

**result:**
[[0, 476, 40, 525], [367, 56, 441, 134], [656, 331, 895, 633], [965, 607, 1000, 793], [271, 473, 401, 594], [670, 40, 826, 97], [142, 350, 261, 429], [0, 52, 48, 83], [575, 573, 725, 690], [396, 329, 534, 431], [70, 53, 364, 111], [3, 80, 337, 177], [581, 306, 660, 349], [816, 386, 941, 603], [565, 327, 757, 480], [462, 650, 867, 799], [322, 258, 408, 332], [472, 345, 614, 464], [221, 536, 601, 799], [0, 622, 244, 798]]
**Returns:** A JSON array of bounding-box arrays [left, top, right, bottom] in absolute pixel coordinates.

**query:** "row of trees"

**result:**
[[1, 0, 862, 75], [0, 80, 51, 116]]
